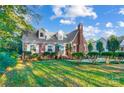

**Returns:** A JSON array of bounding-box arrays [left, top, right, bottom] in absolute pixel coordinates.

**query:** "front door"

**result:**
[[55, 44, 64, 55]]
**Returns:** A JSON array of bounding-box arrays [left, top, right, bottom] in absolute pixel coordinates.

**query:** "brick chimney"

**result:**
[[77, 23, 85, 52]]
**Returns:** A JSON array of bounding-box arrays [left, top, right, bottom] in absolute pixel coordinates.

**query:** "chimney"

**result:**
[[78, 23, 83, 44], [77, 23, 84, 52]]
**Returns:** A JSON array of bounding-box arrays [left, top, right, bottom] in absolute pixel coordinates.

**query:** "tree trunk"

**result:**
[[115, 57, 120, 64], [105, 57, 110, 64]]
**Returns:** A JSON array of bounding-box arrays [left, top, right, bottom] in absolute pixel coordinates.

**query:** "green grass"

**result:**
[[0, 59, 124, 87]]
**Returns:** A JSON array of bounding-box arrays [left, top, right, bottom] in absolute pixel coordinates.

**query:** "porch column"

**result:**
[[63, 44, 66, 55]]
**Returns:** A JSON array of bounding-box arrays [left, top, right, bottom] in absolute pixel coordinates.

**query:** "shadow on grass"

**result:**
[[1, 60, 124, 87]]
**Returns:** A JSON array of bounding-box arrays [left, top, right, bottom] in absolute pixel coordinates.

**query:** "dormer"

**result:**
[[38, 28, 46, 39], [57, 30, 64, 40]]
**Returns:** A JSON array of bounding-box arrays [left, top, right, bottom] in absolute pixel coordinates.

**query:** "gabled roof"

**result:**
[[91, 37, 107, 44], [120, 40, 124, 47], [22, 30, 78, 44]]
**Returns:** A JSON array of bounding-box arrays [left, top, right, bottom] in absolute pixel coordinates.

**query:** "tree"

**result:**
[[114, 52, 124, 63], [101, 52, 113, 64], [72, 52, 84, 64], [72, 52, 84, 59], [87, 52, 99, 64], [107, 35, 120, 52], [96, 41, 104, 53], [88, 42, 93, 52], [0, 6, 42, 54], [0, 6, 32, 54]]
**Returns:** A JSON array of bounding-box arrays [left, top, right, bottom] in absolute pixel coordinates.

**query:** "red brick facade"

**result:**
[[72, 23, 87, 52]]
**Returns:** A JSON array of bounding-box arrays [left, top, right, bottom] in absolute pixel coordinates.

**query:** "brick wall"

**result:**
[[72, 23, 87, 52]]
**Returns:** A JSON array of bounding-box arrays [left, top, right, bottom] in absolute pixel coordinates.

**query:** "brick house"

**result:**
[[22, 23, 88, 57]]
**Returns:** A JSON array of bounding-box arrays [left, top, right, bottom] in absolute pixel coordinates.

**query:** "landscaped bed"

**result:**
[[0, 59, 124, 87]]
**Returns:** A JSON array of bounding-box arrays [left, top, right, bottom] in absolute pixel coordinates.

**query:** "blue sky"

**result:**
[[27, 5, 124, 40]]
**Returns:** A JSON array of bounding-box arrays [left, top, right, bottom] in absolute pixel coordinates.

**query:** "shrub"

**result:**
[[72, 52, 84, 59], [101, 52, 113, 57], [101, 52, 113, 64], [0, 53, 17, 71], [43, 52, 57, 59], [31, 53, 39, 58], [87, 52, 99, 57], [43, 52, 50, 56], [10, 51, 19, 59], [24, 51, 31, 55], [114, 52, 124, 58], [87, 52, 99, 64], [49, 52, 57, 56], [113, 52, 124, 63]]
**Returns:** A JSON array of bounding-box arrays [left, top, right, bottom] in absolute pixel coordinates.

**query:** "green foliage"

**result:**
[[101, 52, 113, 57], [24, 51, 31, 55], [87, 52, 99, 57], [1, 60, 124, 86], [0, 53, 17, 70], [0, 6, 42, 57], [31, 53, 39, 58], [107, 35, 120, 52], [50, 52, 57, 56], [72, 52, 84, 59], [87, 52, 99, 64], [96, 41, 104, 52], [88, 42, 93, 52], [114, 52, 124, 58], [43, 52, 57, 56], [43, 52, 50, 56]]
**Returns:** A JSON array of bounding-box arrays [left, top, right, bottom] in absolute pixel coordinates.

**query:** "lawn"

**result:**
[[0, 60, 124, 87]]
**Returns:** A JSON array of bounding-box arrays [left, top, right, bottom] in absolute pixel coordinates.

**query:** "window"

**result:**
[[73, 44, 76, 52], [30, 45, 36, 52], [40, 32, 44, 37], [48, 45, 53, 52], [60, 45, 64, 51]]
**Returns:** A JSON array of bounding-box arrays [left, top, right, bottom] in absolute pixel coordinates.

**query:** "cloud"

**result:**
[[118, 21, 124, 27], [96, 22, 100, 26], [118, 8, 124, 15], [84, 26, 101, 38], [102, 30, 116, 38], [51, 5, 97, 25], [51, 5, 65, 19], [106, 22, 113, 28], [60, 19, 75, 25], [64, 6, 97, 19]]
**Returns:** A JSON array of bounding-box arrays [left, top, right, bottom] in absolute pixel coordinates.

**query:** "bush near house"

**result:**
[[87, 52, 99, 64], [24, 51, 32, 55], [72, 52, 84, 59], [23, 51, 32, 61], [31, 53, 39, 61], [31, 53, 39, 58], [43, 52, 57, 59]]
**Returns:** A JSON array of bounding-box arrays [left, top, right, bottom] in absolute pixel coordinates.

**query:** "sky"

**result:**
[[27, 5, 124, 40]]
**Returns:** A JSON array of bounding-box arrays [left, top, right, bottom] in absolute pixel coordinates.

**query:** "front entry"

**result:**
[[55, 44, 64, 55]]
